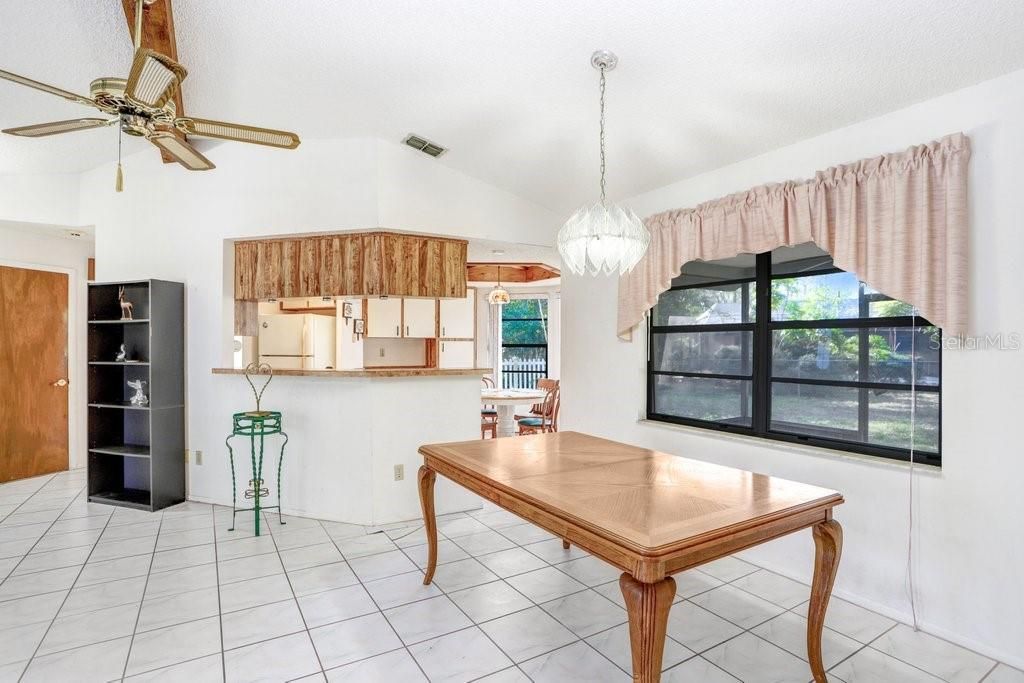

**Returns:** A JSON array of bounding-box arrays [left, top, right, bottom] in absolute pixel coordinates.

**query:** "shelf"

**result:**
[[88, 279, 184, 512], [88, 361, 151, 366], [89, 445, 150, 459], [88, 402, 151, 411], [88, 489, 151, 510], [88, 319, 150, 325]]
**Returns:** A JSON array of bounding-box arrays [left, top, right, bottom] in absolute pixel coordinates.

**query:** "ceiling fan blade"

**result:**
[[3, 118, 112, 137], [176, 117, 300, 149], [0, 69, 96, 108], [149, 133, 215, 170], [125, 48, 187, 109]]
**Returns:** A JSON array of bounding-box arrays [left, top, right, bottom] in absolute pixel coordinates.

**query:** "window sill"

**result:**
[[636, 418, 942, 474]]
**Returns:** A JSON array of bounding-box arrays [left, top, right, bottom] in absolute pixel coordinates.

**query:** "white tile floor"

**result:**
[[0, 470, 1018, 682]]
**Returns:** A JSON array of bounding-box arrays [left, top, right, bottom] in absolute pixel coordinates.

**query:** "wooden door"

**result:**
[[0, 265, 69, 482], [402, 299, 437, 338]]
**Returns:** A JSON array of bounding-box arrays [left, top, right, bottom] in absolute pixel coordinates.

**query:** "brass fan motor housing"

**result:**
[[89, 77, 176, 127]]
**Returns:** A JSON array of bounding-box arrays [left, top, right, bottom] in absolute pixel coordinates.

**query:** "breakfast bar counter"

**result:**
[[205, 366, 486, 525], [212, 367, 492, 378]]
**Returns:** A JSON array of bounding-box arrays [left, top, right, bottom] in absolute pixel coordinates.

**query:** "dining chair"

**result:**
[[517, 385, 559, 435], [515, 378, 559, 421], [481, 375, 498, 438]]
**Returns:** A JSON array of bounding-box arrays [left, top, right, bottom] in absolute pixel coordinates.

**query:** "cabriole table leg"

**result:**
[[620, 573, 676, 683], [807, 519, 843, 682], [418, 465, 438, 585]]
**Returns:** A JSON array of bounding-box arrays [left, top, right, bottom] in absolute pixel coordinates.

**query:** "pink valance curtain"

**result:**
[[617, 133, 971, 338]]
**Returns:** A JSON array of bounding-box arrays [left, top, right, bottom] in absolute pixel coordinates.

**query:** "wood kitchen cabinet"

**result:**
[[366, 297, 402, 338], [403, 299, 437, 338], [234, 231, 467, 301], [438, 340, 475, 369], [439, 290, 475, 339]]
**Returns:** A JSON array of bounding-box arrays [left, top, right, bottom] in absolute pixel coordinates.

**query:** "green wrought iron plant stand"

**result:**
[[225, 362, 287, 536]]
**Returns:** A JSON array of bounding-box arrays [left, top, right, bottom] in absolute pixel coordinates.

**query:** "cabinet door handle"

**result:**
[[442, 343, 445, 352], [395, 325, 400, 337], [406, 325, 410, 336], [442, 326, 446, 337]]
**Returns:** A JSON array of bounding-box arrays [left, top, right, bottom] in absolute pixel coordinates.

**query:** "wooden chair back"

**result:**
[[531, 378, 559, 415]]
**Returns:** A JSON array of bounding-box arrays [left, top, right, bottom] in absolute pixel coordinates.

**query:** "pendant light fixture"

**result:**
[[557, 50, 649, 276], [487, 265, 510, 305]]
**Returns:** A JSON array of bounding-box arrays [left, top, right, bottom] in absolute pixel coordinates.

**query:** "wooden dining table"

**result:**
[[417, 431, 844, 683]]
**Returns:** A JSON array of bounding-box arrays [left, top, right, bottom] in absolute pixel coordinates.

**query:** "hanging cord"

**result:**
[[115, 122, 124, 193], [905, 307, 920, 630], [598, 65, 607, 204]]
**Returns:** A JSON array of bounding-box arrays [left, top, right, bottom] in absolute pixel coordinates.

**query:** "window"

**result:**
[[501, 298, 548, 389], [647, 244, 941, 465]]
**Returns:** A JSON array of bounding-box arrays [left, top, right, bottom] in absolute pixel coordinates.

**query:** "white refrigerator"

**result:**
[[258, 314, 336, 370]]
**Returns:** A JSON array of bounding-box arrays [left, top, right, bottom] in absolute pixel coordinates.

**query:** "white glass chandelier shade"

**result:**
[[557, 50, 650, 276], [558, 202, 649, 275]]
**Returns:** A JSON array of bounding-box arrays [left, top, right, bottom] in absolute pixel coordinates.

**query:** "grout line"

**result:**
[[16, 481, 118, 682], [260, 516, 328, 676], [210, 503, 228, 683], [0, 474, 60, 527], [319, 518, 433, 682], [118, 511, 165, 680]]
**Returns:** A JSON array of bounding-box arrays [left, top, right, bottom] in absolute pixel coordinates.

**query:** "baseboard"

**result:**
[[184, 493, 481, 529], [739, 554, 1022, 670]]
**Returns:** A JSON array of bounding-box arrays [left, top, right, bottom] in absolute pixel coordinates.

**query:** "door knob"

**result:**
[[52, 378, 68, 387]]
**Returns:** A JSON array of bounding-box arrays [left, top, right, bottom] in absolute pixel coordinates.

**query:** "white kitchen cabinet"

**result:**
[[439, 291, 475, 339], [438, 340, 475, 369], [366, 297, 402, 338], [403, 298, 437, 338]]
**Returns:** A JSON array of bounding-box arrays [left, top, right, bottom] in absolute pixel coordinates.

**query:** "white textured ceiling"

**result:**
[[2, 1, 1024, 212]]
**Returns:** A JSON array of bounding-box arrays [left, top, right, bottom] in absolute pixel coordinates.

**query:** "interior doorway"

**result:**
[[0, 264, 70, 482]]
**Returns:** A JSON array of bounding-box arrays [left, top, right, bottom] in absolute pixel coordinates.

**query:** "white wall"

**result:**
[[0, 174, 82, 227], [76, 135, 559, 521], [0, 223, 94, 471], [561, 68, 1024, 666]]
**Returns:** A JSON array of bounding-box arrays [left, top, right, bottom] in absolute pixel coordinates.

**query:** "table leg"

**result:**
[[808, 519, 843, 682], [497, 405, 516, 437], [418, 465, 438, 585], [620, 573, 676, 683]]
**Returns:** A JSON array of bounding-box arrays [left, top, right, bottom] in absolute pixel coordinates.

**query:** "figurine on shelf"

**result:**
[[118, 286, 134, 320], [127, 379, 149, 406], [115, 344, 127, 362]]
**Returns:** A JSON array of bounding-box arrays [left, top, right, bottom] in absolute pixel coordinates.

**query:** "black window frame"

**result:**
[[646, 252, 941, 466], [501, 299, 549, 389]]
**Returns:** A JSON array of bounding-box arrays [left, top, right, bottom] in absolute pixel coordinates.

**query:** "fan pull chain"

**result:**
[[115, 122, 124, 193]]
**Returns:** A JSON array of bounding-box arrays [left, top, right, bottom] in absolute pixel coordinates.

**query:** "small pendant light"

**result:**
[[487, 266, 510, 305]]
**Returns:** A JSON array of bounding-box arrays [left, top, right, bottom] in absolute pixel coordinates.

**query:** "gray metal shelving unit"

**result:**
[[87, 279, 185, 511]]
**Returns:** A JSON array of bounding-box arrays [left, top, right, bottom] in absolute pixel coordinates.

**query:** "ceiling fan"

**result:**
[[0, 0, 300, 189]]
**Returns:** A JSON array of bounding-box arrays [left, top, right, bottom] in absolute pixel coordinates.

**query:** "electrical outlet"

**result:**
[[195, 450, 203, 466], [394, 464, 404, 481], [379, 347, 385, 357]]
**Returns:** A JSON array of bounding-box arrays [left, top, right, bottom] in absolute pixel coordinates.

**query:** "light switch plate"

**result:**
[[394, 464, 404, 481]]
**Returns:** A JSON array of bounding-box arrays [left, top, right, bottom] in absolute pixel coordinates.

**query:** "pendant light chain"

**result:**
[[598, 66, 607, 205]]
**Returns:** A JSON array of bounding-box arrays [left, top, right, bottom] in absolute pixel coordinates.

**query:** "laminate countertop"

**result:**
[[211, 367, 492, 378]]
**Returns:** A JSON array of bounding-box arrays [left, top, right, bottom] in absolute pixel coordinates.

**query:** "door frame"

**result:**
[[0, 257, 85, 473]]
